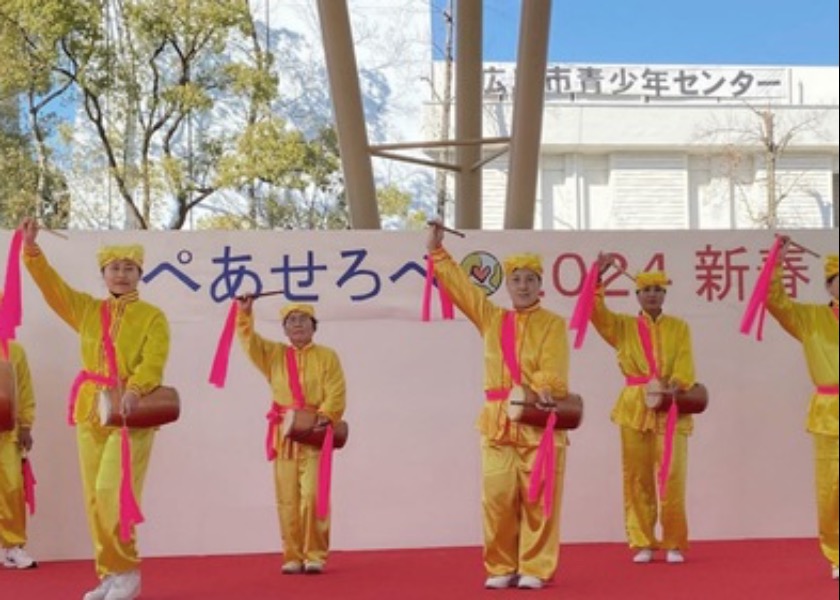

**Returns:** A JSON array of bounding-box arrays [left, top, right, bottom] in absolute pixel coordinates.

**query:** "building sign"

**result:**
[[482, 64, 787, 101]]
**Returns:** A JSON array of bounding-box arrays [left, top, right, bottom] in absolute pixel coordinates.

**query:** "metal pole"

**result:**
[[316, 0, 380, 229], [504, 0, 552, 229]]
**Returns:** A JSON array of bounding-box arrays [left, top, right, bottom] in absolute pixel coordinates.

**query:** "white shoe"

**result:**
[[3, 546, 37, 569], [633, 548, 654, 563], [104, 570, 141, 600], [832, 565, 838, 580], [303, 560, 324, 574], [281, 560, 303, 574], [666, 550, 685, 564], [485, 574, 516, 589], [517, 575, 543, 589], [82, 577, 114, 600]]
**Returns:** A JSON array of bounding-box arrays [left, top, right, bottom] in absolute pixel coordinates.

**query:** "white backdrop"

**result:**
[[2, 228, 836, 561]]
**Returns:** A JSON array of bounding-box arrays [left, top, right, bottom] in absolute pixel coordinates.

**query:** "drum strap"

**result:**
[[285, 347, 307, 409], [500, 311, 522, 386]]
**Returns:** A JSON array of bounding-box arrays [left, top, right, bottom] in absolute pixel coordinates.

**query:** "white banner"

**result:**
[[4, 228, 837, 560]]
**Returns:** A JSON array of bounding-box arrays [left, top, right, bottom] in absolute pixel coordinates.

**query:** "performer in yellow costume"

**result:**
[[426, 222, 570, 590], [0, 322, 37, 570], [236, 297, 346, 575], [590, 254, 696, 564], [20, 218, 169, 600], [766, 241, 839, 580]]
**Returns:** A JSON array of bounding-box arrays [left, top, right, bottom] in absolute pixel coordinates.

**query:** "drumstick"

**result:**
[[41, 228, 69, 240], [427, 220, 466, 238], [775, 234, 821, 258], [235, 289, 285, 301], [602, 256, 636, 283]]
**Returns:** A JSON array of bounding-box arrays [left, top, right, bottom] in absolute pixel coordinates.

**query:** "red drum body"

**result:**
[[280, 409, 349, 449], [506, 386, 584, 430], [645, 382, 709, 415], [98, 386, 181, 428]]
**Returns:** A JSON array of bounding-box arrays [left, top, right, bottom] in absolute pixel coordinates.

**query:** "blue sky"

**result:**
[[432, 0, 839, 66]]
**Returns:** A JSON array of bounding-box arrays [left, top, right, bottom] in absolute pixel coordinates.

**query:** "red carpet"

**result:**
[[1, 539, 836, 599]]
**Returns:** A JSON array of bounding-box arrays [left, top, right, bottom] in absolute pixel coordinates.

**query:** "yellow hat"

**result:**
[[503, 253, 543, 277], [280, 303, 316, 321], [826, 254, 839, 280], [635, 271, 671, 290], [97, 244, 145, 269]]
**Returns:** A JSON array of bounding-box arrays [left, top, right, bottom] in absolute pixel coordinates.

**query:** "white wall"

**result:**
[[5, 228, 836, 560]]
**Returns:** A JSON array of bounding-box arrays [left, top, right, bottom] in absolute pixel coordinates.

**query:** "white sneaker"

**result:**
[[303, 560, 324, 574], [281, 560, 303, 574], [484, 574, 516, 589], [517, 575, 543, 589], [666, 550, 685, 564], [832, 565, 838, 580], [633, 548, 654, 563], [103, 570, 141, 600], [82, 577, 114, 600], [3, 546, 37, 569]]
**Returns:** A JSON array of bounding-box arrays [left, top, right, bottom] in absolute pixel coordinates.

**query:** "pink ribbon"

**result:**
[[568, 261, 600, 349], [816, 385, 839, 395], [527, 411, 558, 515], [0, 229, 23, 356], [740, 238, 783, 341], [316, 424, 335, 520], [22, 458, 36, 515], [636, 315, 676, 500], [118, 427, 145, 542], [208, 302, 239, 388], [285, 346, 333, 521], [421, 255, 454, 321], [657, 402, 679, 498], [503, 311, 557, 516]]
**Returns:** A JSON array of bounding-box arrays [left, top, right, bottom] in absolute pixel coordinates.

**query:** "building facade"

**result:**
[[425, 63, 839, 230]]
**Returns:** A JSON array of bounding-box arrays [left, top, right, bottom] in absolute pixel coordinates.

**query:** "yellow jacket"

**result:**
[[236, 311, 346, 424], [766, 267, 839, 437], [430, 247, 569, 446], [590, 286, 695, 434], [23, 247, 170, 424]]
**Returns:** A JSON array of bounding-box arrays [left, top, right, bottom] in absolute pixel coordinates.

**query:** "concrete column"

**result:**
[[454, 0, 483, 229], [504, 0, 552, 229], [316, 0, 380, 229]]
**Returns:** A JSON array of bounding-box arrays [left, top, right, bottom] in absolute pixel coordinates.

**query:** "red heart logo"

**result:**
[[471, 265, 491, 283]]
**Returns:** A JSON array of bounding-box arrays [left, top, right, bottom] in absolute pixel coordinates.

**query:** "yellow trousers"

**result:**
[[813, 434, 839, 568], [620, 426, 688, 551], [274, 440, 330, 565], [480, 439, 566, 580], [77, 424, 155, 577], [0, 432, 26, 548]]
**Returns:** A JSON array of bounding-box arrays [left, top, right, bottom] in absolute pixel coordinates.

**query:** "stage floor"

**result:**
[[1, 538, 836, 599]]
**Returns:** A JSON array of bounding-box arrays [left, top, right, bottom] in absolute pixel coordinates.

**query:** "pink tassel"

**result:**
[[527, 411, 558, 516], [265, 404, 282, 461], [316, 424, 335, 520], [568, 261, 600, 349], [119, 427, 145, 542], [208, 302, 238, 388], [657, 401, 679, 499], [421, 255, 454, 321], [0, 229, 24, 346], [740, 238, 783, 341], [22, 458, 36, 516]]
